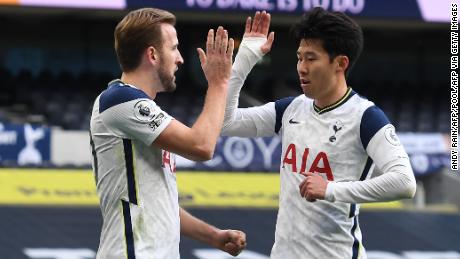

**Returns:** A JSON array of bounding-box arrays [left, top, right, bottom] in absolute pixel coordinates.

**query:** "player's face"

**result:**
[[157, 23, 184, 92], [296, 39, 339, 104]]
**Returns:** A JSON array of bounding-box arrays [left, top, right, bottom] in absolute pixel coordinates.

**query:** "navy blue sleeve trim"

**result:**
[[349, 203, 356, 218], [351, 216, 359, 259], [359, 157, 373, 181], [274, 97, 295, 134], [99, 85, 150, 113], [123, 139, 138, 205], [121, 200, 136, 259], [360, 105, 390, 149]]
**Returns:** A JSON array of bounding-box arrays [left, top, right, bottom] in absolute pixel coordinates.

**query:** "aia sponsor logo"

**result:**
[[162, 150, 176, 173], [282, 143, 334, 180]]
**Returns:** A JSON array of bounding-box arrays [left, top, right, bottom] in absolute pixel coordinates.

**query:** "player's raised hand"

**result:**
[[213, 229, 247, 257], [197, 26, 234, 87], [299, 172, 328, 202], [243, 11, 275, 54]]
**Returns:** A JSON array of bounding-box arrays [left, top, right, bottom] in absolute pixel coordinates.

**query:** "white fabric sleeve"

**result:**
[[221, 102, 276, 137], [325, 125, 417, 203], [101, 98, 172, 146], [222, 37, 275, 137]]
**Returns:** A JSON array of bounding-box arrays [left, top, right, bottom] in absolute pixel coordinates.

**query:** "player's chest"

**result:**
[[282, 109, 358, 149], [280, 110, 362, 180]]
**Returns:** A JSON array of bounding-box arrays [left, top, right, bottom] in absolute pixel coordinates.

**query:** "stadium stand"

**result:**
[[0, 67, 451, 132], [0, 2, 457, 259]]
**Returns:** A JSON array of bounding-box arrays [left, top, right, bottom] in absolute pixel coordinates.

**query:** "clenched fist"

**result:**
[[213, 229, 247, 257]]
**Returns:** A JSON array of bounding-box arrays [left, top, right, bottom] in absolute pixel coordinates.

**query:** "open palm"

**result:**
[[243, 11, 275, 54]]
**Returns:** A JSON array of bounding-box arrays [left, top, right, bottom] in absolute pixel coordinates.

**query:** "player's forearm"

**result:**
[[221, 103, 277, 137], [223, 38, 265, 127], [325, 160, 416, 203], [179, 207, 219, 246], [191, 83, 228, 160], [326, 121, 417, 203]]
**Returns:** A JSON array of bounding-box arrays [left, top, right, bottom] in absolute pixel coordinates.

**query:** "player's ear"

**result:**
[[335, 55, 349, 73], [147, 46, 159, 63]]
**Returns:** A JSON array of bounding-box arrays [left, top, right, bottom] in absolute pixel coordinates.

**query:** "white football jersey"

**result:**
[[90, 79, 179, 259], [271, 89, 372, 259], [223, 37, 415, 259], [223, 88, 414, 259]]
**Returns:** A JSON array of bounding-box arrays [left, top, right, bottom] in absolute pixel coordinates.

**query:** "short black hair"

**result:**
[[291, 7, 363, 76]]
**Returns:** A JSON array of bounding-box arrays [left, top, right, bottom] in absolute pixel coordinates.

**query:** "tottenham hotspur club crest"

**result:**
[[134, 100, 156, 122], [329, 121, 343, 143]]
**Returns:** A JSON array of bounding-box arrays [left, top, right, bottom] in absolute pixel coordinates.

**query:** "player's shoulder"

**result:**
[[274, 94, 305, 133], [350, 92, 387, 121], [348, 90, 375, 111], [349, 91, 389, 127], [273, 94, 307, 119], [99, 79, 151, 113], [353, 92, 391, 149], [274, 94, 306, 110]]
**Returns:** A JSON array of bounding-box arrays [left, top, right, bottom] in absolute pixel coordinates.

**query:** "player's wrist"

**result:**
[[209, 228, 224, 248], [324, 181, 336, 202], [208, 80, 229, 90], [232, 39, 264, 79], [240, 37, 266, 58]]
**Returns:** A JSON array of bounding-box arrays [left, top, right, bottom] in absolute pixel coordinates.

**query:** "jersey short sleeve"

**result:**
[[274, 96, 295, 134], [360, 105, 390, 149], [360, 105, 409, 169], [98, 86, 172, 146]]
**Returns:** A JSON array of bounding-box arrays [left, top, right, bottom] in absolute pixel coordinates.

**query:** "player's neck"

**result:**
[[120, 71, 158, 100], [314, 80, 348, 109]]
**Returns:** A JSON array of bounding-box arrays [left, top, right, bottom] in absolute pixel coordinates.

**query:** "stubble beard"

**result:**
[[158, 61, 176, 93]]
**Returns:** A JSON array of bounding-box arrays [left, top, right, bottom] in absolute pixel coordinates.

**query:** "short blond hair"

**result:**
[[114, 8, 176, 72]]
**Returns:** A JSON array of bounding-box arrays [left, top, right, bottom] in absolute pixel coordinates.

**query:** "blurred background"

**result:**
[[0, 0, 458, 258]]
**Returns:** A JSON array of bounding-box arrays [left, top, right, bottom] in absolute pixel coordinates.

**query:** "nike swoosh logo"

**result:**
[[289, 118, 300, 124]]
